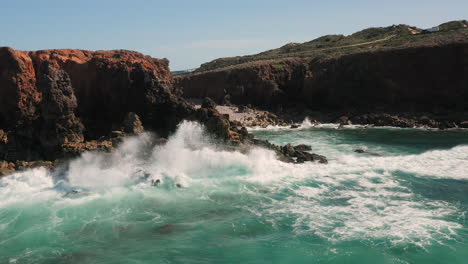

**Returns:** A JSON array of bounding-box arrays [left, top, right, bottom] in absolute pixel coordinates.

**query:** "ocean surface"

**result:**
[[1, 121, 468, 264]]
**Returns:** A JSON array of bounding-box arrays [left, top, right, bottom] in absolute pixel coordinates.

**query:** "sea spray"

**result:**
[[1, 121, 468, 263]]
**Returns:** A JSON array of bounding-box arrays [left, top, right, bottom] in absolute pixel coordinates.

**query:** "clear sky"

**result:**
[[1, 0, 466, 70]]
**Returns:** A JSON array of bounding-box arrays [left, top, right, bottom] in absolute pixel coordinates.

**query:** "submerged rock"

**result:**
[[354, 149, 365, 153], [354, 148, 381, 156], [154, 224, 179, 234]]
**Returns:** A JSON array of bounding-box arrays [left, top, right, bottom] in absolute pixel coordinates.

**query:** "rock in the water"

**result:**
[[0, 161, 15, 177], [290, 124, 300, 129], [251, 139, 327, 164], [154, 224, 179, 234], [294, 144, 312, 151], [354, 148, 381, 156]]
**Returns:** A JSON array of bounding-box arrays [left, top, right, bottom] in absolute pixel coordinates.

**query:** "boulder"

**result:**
[[294, 144, 312, 151], [251, 139, 327, 164], [0, 161, 15, 177], [192, 107, 231, 140], [201, 97, 217, 109], [354, 148, 381, 156], [338, 116, 352, 126], [237, 105, 247, 113]]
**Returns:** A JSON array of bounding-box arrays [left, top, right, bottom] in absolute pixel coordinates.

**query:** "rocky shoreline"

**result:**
[[194, 101, 468, 130], [1, 43, 467, 178], [2, 94, 466, 177]]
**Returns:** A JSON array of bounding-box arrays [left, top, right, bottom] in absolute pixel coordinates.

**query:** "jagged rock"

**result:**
[[237, 105, 247, 113], [290, 124, 300, 129], [61, 140, 113, 157], [0, 47, 219, 165], [38, 61, 84, 158], [192, 107, 231, 140], [123, 112, 144, 134], [294, 144, 312, 151], [280, 144, 327, 164], [251, 139, 327, 164], [0, 161, 15, 176], [338, 116, 352, 126], [15, 160, 54, 170], [201, 97, 217, 109], [0, 129, 7, 144]]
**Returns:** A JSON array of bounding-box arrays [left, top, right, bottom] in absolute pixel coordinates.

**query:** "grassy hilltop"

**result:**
[[194, 20, 468, 73]]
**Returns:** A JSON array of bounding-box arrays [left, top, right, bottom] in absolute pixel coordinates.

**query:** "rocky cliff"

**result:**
[[0, 47, 237, 165], [175, 43, 468, 126]]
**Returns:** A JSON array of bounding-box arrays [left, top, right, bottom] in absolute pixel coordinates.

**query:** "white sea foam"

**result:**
[[0, 168, 58, 208], [247, 117, 371, 131], [0, 120, 466, 247], [248, 117, 468, 132]]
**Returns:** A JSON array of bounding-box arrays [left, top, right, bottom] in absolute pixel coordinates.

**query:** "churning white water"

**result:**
[[1, 121, 468, 263]]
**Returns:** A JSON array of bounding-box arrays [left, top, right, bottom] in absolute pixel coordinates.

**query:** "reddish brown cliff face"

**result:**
[[176, 43, 468, 116], [0, 48, 174, 129], [0, 47, 235, 162]]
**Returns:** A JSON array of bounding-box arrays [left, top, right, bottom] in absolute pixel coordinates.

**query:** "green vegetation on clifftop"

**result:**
[[194, 20, 467, 73]]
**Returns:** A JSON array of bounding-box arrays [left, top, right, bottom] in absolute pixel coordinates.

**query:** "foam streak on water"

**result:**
[[1, 121, 468, 263]]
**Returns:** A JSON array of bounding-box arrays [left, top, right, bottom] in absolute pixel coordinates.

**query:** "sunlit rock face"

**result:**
[[0, 47, 201, 161]]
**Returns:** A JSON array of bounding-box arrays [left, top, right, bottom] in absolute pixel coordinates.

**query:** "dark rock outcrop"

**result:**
[[354, 149, 381, 156], [0, 161, 15, 176], [122, 112, 144, 134], [201, 97, 217, 109], [251, 139, 327, 164], [192, 107, 231, 141]]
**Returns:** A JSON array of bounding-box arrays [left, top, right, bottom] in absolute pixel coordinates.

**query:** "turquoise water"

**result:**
[[1, 122, 468, 264]]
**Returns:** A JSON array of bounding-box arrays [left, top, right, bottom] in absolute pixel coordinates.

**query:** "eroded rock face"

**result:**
[[175, 44, 468, 126], [122, 112, 144, 134], [38, 61, 84, 157], [0, 47, 205, 162]]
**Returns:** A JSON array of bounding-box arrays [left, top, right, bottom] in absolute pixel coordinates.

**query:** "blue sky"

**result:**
[[1, 0, 466, 70]]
